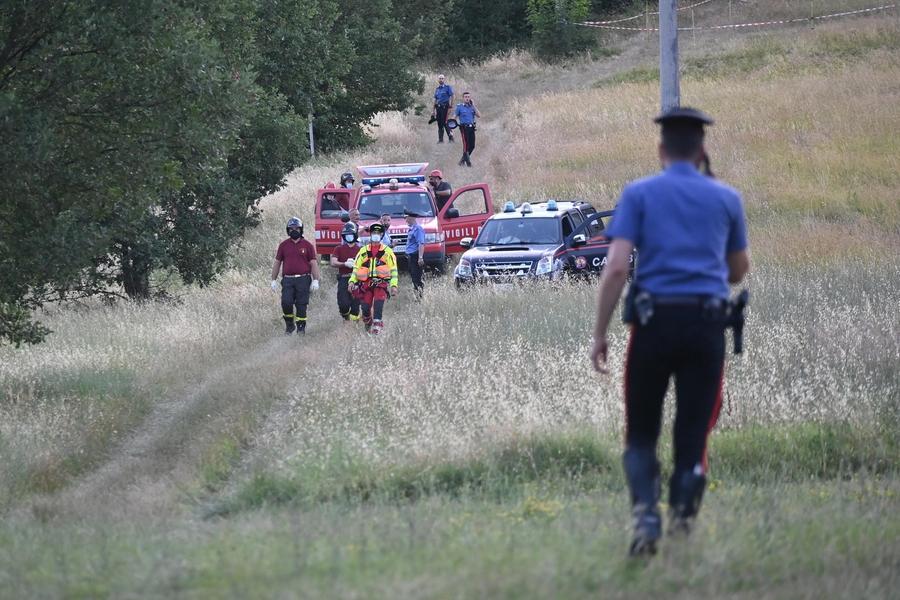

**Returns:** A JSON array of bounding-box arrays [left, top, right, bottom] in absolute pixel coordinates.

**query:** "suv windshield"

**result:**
[[357, 192, 435, 218], [476, 217, 561, 246]]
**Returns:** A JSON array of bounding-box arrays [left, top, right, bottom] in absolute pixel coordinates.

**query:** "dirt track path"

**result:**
[[30, 323, 351, 521]]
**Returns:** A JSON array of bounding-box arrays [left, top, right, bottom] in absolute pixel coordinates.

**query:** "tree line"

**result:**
[[1, 0, 627, 346]]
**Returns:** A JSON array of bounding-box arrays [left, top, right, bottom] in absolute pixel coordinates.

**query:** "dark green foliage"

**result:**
[[528, 0, 595, 59], [314, 0, 425, 149], [442, 0, 533, 62]]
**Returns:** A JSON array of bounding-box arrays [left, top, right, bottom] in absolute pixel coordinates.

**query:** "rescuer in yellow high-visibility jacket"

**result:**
[[349, 222, 398, 334]]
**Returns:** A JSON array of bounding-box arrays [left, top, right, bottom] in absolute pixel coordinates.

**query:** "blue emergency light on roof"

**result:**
[[546, 199, 558, 211], [360, 175, 426, 187], [520, 202, 533, 214], [503, 201, 516, 213]]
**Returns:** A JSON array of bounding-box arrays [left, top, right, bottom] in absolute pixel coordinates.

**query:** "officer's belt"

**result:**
[[653, 295, 723, 308], [283, 273, 311, 278]]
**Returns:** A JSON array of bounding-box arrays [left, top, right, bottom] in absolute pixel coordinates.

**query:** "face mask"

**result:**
[[344, 182, 353, 189], [343, 235, 355, 244], [370, 234, 382, 243], [288, 230, 301, 240]]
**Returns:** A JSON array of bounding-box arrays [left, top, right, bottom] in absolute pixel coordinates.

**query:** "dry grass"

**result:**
[[496, 18, 900, 263], [0, 3, 898, 597]]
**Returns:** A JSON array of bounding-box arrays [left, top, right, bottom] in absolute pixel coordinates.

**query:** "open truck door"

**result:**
[[438, 183, 493, 254], [314, 187, 355, 257]]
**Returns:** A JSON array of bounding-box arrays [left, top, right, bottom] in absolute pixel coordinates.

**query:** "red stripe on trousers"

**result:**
[[701, 365, 725, 472], [461, 128, 469, 153], [622, 324, 636, 443]]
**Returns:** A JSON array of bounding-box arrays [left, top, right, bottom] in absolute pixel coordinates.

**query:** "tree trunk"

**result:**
[[119, 243, 152, 300]]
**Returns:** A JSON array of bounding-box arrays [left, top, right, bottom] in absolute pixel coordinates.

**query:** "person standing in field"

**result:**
[[271, 217, 321, 335], [330, 222, 361, 322], [432, 74, 455, 143], [349, 222, 398, 335], [455, 91, 481, 167], [403, 209, 426, 300], [590, 107, 750, 557], [429, 169, 453, 211]]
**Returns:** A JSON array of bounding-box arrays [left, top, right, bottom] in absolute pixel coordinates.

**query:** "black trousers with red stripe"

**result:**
[[623, 305, 725, 516], [460, 124, 476, 163]]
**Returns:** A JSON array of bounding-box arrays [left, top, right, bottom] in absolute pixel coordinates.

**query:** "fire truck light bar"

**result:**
[[361, 175, 425, 186]]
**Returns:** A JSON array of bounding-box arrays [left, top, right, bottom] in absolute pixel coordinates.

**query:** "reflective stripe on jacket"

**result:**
[[349, 243, 399, 287]]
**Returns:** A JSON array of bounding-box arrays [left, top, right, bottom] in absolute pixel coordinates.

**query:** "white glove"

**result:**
[[310, 279, 320, 292], [344, 259, 355, 268], [270, 280, 278, 292]]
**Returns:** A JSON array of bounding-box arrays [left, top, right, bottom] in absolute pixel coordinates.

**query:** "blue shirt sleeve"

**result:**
[[726, 194, 748, 253], [605, 184, 642, 245]]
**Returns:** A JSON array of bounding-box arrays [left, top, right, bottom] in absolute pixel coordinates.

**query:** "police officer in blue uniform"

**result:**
[[590, 107, 750, 557], [403, 209, 426, 299], [432, 74, 455, 143], [455, 91, 481, 167]]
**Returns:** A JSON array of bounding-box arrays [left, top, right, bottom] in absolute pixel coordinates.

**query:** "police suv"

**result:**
[[453, 200, 631, 287]]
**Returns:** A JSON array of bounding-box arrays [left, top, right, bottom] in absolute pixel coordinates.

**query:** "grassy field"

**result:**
[[1, 3, 899, 598]]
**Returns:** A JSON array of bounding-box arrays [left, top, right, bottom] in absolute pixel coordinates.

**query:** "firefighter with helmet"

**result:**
[[330, 222, 362, 321], [339, 172, 355, 189], [349, 222, 398, 334], [271, 217, 320, 335]]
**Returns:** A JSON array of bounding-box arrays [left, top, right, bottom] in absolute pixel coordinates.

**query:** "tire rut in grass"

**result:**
[[27, 324, 352, 521]]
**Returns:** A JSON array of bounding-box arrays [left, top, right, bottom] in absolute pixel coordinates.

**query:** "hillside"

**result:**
[[1, 2, 898, 597]]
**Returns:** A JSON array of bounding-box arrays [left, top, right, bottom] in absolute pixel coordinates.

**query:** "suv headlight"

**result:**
[[535, 255, 555, 276], [456, 258, 472, 278], [424, 232, 442, 244]]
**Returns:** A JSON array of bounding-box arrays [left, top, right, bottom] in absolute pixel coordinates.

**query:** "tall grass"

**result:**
[[0, 5, 897, 596]]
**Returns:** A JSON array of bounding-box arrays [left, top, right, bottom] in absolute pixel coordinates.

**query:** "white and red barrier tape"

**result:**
[[583, 0, 718, 25], [577, 3, 896, 31]]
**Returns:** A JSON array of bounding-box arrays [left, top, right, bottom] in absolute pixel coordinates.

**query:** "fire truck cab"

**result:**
[[314, 163, 493, 272]]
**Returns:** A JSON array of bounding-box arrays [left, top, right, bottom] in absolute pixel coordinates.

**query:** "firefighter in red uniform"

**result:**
[[330, 222, 361, 321], [271, 217, 320, 335], [349, 222, 398, 335]]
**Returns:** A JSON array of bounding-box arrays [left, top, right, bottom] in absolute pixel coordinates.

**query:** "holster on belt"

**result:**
[[623, 284, 652, 326]]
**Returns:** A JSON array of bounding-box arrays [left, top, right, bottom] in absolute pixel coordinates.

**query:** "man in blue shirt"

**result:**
[[455, 91, 481, 167], [432, 74, 455, 143], [590, 107, 750, 557], [404, 209, 426, 299]]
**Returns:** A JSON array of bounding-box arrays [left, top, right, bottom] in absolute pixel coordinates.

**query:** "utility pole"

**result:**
[[659, 0, 680, 112], [308, 104, 315, 158]]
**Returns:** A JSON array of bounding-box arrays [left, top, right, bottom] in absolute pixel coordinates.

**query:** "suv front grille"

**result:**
[[390, 233, 408, 246], [475, 260, 534, 278]]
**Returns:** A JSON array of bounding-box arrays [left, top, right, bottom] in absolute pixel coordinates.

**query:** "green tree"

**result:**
[[392, 0, 455, 63], [444, 0, 532, 62], [0, 1, 303, 341], [527, 0, 595, 59]]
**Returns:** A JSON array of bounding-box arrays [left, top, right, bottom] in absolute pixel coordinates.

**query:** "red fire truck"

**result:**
[[313, 163, 494, 271]]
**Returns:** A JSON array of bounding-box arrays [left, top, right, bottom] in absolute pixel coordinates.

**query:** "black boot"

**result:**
[[283, 316, 295, 335], [296, 321, 307, 336], [668, 466, 707, 536], [458, 153, 467, 166], [623, 445, 662, 556]]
